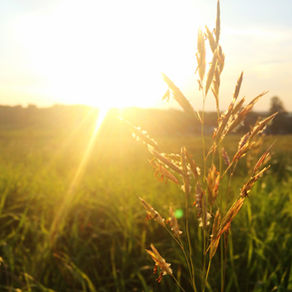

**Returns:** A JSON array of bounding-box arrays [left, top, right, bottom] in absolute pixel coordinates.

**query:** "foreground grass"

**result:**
[[0, 126, 291, 291]]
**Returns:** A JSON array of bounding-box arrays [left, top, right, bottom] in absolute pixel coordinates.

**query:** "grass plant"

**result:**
[[0, 1, 291, 291], [132, 1, 282, 290]]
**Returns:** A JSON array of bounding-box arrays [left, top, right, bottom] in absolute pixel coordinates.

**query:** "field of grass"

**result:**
[[0, 120, 291, 291]]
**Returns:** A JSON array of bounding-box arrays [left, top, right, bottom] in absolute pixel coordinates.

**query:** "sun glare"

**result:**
[[50, 106, 108, 242], [12, 0, 203, 110], [11, 2, 204, 234]]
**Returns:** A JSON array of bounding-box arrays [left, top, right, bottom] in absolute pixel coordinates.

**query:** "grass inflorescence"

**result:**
[[131, 1, 289, 291]]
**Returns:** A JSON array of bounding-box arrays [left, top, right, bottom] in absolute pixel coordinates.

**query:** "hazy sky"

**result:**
[[0, 0, 291, 111]]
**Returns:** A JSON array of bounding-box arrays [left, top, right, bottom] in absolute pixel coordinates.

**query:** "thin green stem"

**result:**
[[185, 197, 197, 292], [201, 95, 207, 179], [202, 228, 207, 288], [220, 240, 224, 292], [165, 228, 194, 289], [228, 231, 240, 291], [217, 144, 225, 292], [203, 258, 212, 292], [172, 274, 187, 292], [200, 91, 209, 292]]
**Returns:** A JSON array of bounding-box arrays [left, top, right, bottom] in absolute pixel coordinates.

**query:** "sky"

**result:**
[[0, 0, 292, 111]]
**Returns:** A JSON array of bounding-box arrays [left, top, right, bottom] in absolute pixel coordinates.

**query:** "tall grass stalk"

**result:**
[[131, 1, 277, 290]]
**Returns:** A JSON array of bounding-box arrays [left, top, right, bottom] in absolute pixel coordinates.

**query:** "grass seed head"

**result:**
[[140, 198, 165, 227], [194, 183, 211, 228], [185, 148, 200, 178], [222, 148, 231, 166], [146, 244, 173, 281], [217, 45, 225, 73], [167, 207, 183, 238], [233, 72, 244, 101], [205, 48, 218, 96], [181, 147, 190, 195], [150, 160, 180, 184], [211, 66, 220, 111], [197, 28, 206, 82], [205, 25, 217, 52], [215, 0, 221, 44], [162, 73, 198, 121], [128, 122, 159, 151], [253, 148, 271, 174], [241, 166, 270, 198], [207, 164, 220, 205], [150, 149, 184, 175]]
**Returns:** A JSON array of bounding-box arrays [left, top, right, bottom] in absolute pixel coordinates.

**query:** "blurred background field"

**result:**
[[0, 106, 291, 291], [1, 0, 292, 290]]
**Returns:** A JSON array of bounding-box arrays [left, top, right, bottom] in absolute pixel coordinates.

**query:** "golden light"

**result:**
[[12, 0, 203, 110], [16, 0, 204, 241], [49, 107, 108, 242]]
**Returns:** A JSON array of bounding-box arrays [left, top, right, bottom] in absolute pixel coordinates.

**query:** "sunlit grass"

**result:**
[[0, 126, 291, 290], [50, 107, 109, 243]]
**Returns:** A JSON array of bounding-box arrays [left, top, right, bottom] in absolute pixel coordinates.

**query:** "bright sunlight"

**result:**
[[11, 0, 203, 109]]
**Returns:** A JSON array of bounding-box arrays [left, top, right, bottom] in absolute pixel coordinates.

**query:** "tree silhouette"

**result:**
[[269, 96, 286, 115], [269, 96, 288, 134]]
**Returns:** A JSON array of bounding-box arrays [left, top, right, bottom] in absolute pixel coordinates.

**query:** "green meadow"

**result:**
[[0, 113, 291, 291]]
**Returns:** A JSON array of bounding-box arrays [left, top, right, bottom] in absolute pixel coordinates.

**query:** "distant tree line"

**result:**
[[0, 97, 290, 135], [0, 104, 97, 132], [235, 96, 291, 135]]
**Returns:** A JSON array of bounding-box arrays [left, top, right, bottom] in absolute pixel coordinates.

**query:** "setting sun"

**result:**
[[0, 1, 292, 291], [8, 0, 204, 109]]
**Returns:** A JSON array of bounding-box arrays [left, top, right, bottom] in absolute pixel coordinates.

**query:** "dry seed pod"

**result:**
[[208, 210, 221, 258], [222, 148, 230, 166], [212, 66, 220, 112], [185, 149, 200, 178], [213, 99, 236, 142], [162, 73, 198, 121], [196, 29, 206, 82], [205, 25, 217, 52], [181, 147, 190, 195], [232, 143, 250, 163], [253, 147, 271, 174], [236, 91, 268, 121], [246, 135, 264, 171], [238, 132, 250, 150], [233, 72, 243, 101], [249, 113, 277, 141], [207, 164, 220, 205], [226, 98, 246, 133], [241, 166, 270, 198], [150, 149, 184, 175], [194, 183, 210, 227], [211, 46, 225, 110], [213, 90, 268, 146], [232, 97, 245, 116], [207, 197, 245, 259], [150, 160, 179, 184], [128, 122, 159, 151], [168, 207, 183, 238], [194, 183, 204, 217], [205, 48, 218, 96], [213, 72, 244, 138], [215, 0, 221, 44], [216, 72, 244, 136], [211, 210, 221, 239], [140, 198, 165, 227], [146, 244, 173, 283], [231, 113, 276, 166], [221, 197, 245, 229], [162, 89, 170, 102], [217, 46, 225, 73]]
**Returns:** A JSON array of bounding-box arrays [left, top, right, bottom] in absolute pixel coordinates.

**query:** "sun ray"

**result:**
[[49, 107, 109, 243]]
